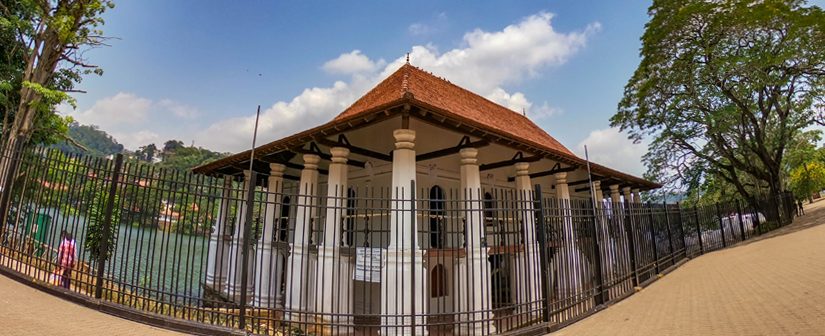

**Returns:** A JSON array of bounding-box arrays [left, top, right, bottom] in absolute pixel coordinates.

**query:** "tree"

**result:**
[[52, 121, 124, 156], [789, 161, 825, 201], [1, 0, 114, 148], [613, 0, 825, 212]]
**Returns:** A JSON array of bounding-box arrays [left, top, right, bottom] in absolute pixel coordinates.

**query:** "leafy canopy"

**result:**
[[613, 0, 825, 206]]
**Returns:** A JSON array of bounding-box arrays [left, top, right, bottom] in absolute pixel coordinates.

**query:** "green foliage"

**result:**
[[52, 121, 124, 156], [156, 144, 228, 171], [789, 161, 825, 199], [1, 0, 115, 145], [613, 0, 825, 207], [83, 184, 121, 262]]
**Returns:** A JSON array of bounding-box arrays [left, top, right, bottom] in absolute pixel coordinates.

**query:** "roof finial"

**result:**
[[522, 107, 527, 116], [405, 52, 410, 64]]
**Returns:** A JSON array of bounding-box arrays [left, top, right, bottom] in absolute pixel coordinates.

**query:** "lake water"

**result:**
[[21, 208, 208, 301]]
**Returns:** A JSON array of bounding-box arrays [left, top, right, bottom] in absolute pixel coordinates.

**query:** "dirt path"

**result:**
[[551, 200, 825, 336], [0, 274, 181, 336]]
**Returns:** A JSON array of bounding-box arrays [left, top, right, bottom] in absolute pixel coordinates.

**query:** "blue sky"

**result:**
[[65, 1, 819, 176]]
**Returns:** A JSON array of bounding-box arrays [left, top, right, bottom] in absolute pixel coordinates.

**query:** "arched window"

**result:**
[[345, 188, 356, 247], [277, 196, 291, 242], [429, 186, 445, 248], [430, 264, 447, 298]]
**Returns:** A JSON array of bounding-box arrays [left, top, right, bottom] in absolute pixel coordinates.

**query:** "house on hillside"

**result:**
[[193, 61, 660, 335]]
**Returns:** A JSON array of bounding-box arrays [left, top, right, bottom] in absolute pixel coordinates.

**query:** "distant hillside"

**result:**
[[53, 122, 124, 157]]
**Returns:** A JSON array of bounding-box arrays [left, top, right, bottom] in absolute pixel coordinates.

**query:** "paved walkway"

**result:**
[[2, 201, 824, 335], [0, 274, 180, 335], [553, 200, 825, 336]]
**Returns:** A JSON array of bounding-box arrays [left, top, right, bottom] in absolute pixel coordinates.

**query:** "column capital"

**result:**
[[554, 171, 568, 185], [302, 154, 321, 169], [329, 147, 350, 164], [592, 180, 601, 188], [242, 169, 252, 180], [393, 129, 416, 150], [269, 163, 286, 177], [631, 188, 640, 194], [622, 186, 632, 194], [459, 147, 478, 166], [609, 184, 620, 192], [514, 162, 530, 176]]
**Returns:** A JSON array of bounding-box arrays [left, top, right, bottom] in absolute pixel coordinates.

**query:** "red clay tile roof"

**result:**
[[193, 63, 659, 189], [335, 64, 574, 156]]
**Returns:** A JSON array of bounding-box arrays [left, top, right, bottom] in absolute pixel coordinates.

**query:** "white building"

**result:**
[[195, 62, 659, 335]]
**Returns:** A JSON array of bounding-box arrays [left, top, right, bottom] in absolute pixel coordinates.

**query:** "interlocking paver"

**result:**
[[552, 200, 825, 336], [0, 275, 181, 335]]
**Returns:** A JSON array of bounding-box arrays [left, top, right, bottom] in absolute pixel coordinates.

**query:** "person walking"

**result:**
[[57, 230, 76, 289], [797, 200, 805, 216]]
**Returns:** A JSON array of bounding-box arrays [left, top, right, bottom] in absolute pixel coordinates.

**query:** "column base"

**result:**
[[380, 248, 428, 336], [285, 244, 317, 323], [454, 251, 496, 336], [313, 247, 354, 336]]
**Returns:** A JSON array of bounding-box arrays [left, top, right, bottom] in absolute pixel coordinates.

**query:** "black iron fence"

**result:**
[[0, 143, 796, 335]]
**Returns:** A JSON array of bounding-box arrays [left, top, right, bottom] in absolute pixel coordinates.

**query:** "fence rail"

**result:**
[[0, 142, 796, 335]]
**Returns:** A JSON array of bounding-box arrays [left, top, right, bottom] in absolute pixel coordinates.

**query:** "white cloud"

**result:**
[[575, 127, 648, 176], [62, 93, 203, 150], [322, 50, 385, 75], [195, 12, 600, 152], [158, 99, 199, 119], [69, 92, 152, 126], [408, 12, 448, 36]]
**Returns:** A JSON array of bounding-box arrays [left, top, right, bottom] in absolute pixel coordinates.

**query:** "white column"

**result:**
[[315, 147, 354, 335], [609, 185, 621, 204], [632, 188, 642, 203], [227, 170, 254, 302], [254, 163, 286, 308], [454, 148, 496, 335], [592, 180, 616, 289], [610, 184, 631, 282], [510, 162, 540, 317], [593, 181, 604, 205], [285, 154, 320, 322], [622, 187, 632, 204], [554, 172, 586, 298], [206, 175, 233, 291], [381, 129, 427, 336]]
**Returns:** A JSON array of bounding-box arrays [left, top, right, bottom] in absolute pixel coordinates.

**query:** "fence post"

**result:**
[[662, 201, 674, 265], [589, 199, 606, 305], [0, 140, 25, 237], [693, 206, 703, 254], [533, 184, 551, 323], [735, 200, 747, 241], [646, 201, 659, 274], [676, 203, 687, 260], [715, 203, 726, 248], [623, 200, 639, 287], [238, 171, 257, 330], [95, 153, 123, 299]]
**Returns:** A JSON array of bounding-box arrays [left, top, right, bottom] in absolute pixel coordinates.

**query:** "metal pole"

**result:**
[[735, 200, 747, 241], [239, 105, 261, 330], [623, 200, 639, 287], [95, 153, 123, 299], [716, 203, 726, 248], [663, 201, 674, 266], [583, 146, 606, 304], [694, 206, 703, 255], [646, 201, 659, 274], [533, 184, 551, 323]]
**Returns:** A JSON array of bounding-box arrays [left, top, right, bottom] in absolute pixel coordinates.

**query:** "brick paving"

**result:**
[[552, 200, 825, 336], [2, 200, 824, 335], [0, 274, 181, 335]]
